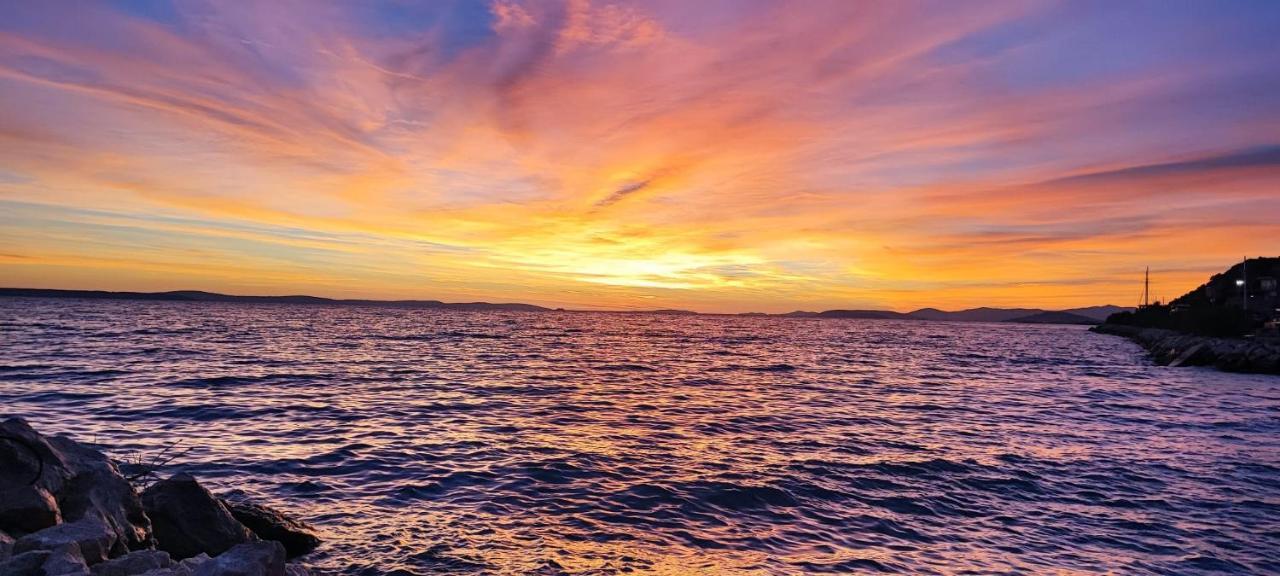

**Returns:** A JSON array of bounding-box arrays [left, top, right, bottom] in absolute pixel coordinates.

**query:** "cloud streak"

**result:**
[[1, 0, 1278, 311]]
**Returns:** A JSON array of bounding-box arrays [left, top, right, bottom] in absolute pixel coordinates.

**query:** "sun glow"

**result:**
[[1, 1, 1278, 312]]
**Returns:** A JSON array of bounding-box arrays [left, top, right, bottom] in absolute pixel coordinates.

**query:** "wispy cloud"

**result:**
[[1, 0, 1278, 311]]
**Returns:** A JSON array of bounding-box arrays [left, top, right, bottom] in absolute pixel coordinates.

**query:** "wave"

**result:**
[[3, 300, 1276, 574]]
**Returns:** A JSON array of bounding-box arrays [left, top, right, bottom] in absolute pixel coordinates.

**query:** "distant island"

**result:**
[[803, 305, 1126, 324], [0, 288, 550, 312], [0, 287, 1128, 325]]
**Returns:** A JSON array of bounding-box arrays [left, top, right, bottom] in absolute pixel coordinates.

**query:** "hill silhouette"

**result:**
[[0, 288, 549, 312], [1, 287, 1130, 324], [1005, 311, 1098, 325], [1101, 257, 1279, 337]]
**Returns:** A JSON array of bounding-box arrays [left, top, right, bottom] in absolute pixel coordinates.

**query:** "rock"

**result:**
[[133, 554, 211, 576], [173, 554, 212, 576], [39, 543, 90, 575], [48, 440, 152, 554], [0, 418, 152, 554], [14, 516, 117, 565], [1091, 324, 1280, 375], [90, 550, 172, 576], [98, 551, 218, 576], [0, 424, 63, 535], [0, 486, 61, 536], [0, 550, 52, 576], [141, 475, 252, 560], [191, 541, 285, 576], [0, 423, 316, 576], [220, 500, 318, 559], [1168, 343, 1199, 367]]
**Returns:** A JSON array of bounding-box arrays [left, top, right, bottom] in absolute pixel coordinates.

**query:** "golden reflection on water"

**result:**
[[1, 301, 1277, 574]]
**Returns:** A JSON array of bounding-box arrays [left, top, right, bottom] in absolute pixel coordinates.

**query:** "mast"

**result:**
[[1143, 266, 1149, 308], [1243, 256, 1248, 311]]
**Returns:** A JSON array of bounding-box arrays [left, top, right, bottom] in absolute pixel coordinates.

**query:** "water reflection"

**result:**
[[1, 299, 1277, 574]]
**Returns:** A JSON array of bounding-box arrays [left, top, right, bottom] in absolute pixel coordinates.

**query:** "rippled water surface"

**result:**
[[2, 298, 1278, 575]]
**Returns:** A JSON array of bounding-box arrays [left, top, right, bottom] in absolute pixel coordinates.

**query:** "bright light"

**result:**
[[1236, 279, 1246, 286]]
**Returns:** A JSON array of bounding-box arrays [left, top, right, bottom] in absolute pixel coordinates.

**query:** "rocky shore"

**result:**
[[1091, 323, 1280, 375], [0, 418, 319, 576]]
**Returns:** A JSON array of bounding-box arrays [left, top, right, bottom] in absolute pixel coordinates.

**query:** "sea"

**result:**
[[1, 298, 1277, 575]]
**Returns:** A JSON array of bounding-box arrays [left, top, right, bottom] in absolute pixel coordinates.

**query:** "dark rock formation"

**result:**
[[0, 484, 59, 536], [220, 501, 318, 559], [13, 515, 117, 564], [1091, 324, 1280, 374], [0, 418, 152, 554], [0, 549, 54, 575], [90, 549, 172, 576], [141, 475, 253, 560], [1, 529, 13, 562], [0, 419, 315, 575], [191, 541, 286, 576], [40, 543, 90, 574]]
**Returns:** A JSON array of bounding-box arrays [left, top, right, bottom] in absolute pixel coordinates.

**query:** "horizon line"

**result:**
[[0, 286, 1128, 317]]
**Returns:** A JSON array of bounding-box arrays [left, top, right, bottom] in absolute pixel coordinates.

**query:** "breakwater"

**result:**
[[1091, 323, 1280, 375]]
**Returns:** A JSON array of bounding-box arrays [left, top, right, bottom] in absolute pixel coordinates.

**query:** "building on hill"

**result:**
[[1176, 257, 1280, 318], [1107, 257, 1280, 338], [1257, 275, 1277, 304]]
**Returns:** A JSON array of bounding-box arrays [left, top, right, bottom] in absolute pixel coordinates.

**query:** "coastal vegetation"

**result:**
[[1101, 257, 1279, 338], [1102, 304, 1255, 338], [1093, 257, 1280, 373]]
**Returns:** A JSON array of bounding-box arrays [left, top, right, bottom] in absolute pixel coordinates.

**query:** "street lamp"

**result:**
[[1237, 278, 1246, 311]]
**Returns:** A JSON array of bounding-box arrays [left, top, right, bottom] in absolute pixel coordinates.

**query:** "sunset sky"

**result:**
[[2, 1, 1278, 312]]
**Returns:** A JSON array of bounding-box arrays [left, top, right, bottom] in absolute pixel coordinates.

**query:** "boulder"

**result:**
[[191, 541, 285, 576], [173, 554, 212, 575], [50, 442, 154, 554], [132, 554, 211, 576], [93, 550, 216, 573], [1, 422, 317, 576], [0, 486, 61, 536], [39, 543, 90, 575], [141, 475, 252, 560], [0, 550, 52, 576], [0, 423, 63, 535], [0, 418, 152, 553], [1092, 324, 1280, 374], [220, 500, 318, 559], [14, 515, 116, 565], [90, 550, 172, 576]]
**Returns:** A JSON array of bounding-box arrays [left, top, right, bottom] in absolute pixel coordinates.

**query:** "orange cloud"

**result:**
[[1, 1, 1278, 312]]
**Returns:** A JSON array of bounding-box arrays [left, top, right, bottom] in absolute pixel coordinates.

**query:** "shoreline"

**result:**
[[0, 288, 1123, 323], [1090, 323, 1280, 375]]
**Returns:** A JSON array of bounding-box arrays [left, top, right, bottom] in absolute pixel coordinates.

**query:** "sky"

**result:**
[[1, 0, 1278, 313]]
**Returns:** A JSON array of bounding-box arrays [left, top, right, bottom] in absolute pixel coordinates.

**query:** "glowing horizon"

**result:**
[[2, 1, 1278, 313]]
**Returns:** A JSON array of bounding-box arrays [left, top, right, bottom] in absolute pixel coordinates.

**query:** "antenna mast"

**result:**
[[1243, 256, 1248, 311], [1143, 266, 1149, 308]]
